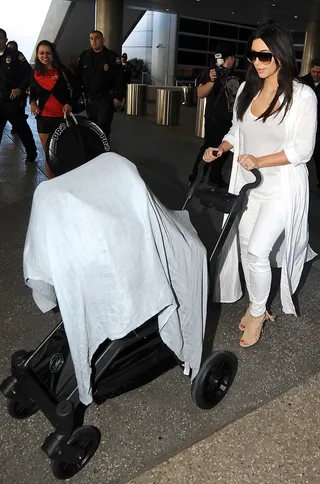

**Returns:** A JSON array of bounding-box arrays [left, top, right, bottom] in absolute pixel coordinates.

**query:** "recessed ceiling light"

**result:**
[[294, 15, 298, 18], [272, 3, 276, 6], [231, 11, 235, 14], [166, 8, 169, 10]]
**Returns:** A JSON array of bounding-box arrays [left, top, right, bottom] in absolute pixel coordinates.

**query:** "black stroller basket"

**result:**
[[0, 165, 261, 480]]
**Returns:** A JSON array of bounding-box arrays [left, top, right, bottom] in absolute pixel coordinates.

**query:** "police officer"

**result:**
[[0, 29, 37, 162], [76, 30, 125, 139], [188, 43, 239, 188]]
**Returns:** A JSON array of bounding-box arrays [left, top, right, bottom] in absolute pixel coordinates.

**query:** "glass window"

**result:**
[[208, 39, 236, 55], [291, 31, 305, 44], [238, 27, 254, 42], [208, 38, 220, 52], [179, 18, 209, 35], [178, 35, 209, 51], [209, 23, 238, 39], [236, 43, 247, 56], [177, 50, 207, 67]]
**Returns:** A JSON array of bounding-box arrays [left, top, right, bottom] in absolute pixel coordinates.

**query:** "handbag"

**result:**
[[61, 70, 86, 114]]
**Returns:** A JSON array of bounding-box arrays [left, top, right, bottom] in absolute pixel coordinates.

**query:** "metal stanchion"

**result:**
[[156, 89, 181, 126], [181, 86, 196, 106], [126, 84, 147, 116], [195, 97, 207, 138]]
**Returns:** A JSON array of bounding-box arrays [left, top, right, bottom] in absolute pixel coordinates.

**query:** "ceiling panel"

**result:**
[[71, 0, 320, 31], [124, 0, 320, 30]]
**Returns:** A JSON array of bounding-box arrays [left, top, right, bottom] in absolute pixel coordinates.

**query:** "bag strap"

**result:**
[[61, 70, 73, 98], [64, 111, 78, 127]]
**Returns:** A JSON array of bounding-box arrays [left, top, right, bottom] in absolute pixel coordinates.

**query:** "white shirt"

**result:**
[[238, 102, 286, 199]]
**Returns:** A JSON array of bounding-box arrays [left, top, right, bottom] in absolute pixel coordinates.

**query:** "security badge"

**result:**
[[103, 63, 109, 71], [5, 56, 11, 64], [18, 53, 26, 62]]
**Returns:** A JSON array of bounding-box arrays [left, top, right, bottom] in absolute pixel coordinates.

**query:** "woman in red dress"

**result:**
[[30, 41, 80, 178]]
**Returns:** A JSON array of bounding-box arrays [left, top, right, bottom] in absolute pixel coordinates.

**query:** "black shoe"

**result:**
[[25, 153, 37, 163]]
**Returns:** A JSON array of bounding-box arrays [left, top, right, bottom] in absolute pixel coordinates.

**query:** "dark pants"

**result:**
[[190, 118, 231, 185], [86, 96, 115, 139], [313, 131, 320, 186], [0, 98, 37, 157]]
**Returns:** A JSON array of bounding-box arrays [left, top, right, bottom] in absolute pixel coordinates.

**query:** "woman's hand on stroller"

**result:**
[[203, 147, 224, 163], [63, 104, 72, 116], [238, 154, 260, 171]]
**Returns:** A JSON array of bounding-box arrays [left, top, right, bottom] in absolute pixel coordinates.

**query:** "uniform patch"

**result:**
[[18, 53, 26, 62], [103, 63, 109, 71], [5, 56, 11, 64]]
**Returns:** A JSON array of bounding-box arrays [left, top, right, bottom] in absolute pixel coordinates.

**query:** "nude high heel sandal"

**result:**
[[239, 304, 252, 331], [239, 306, 275, 331], [239, 312, 274, 347]]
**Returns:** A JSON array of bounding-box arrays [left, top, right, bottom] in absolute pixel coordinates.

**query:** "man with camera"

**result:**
[[189, 43, 239, 188]]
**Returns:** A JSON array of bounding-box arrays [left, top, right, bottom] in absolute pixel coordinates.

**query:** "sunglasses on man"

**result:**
[[247, 51, 274, 64]]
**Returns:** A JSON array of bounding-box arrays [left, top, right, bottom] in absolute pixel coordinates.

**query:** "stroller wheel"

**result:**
[[7, 399, 39, 419], [191, 350, 238, 410], [51, 426, 101, 480]]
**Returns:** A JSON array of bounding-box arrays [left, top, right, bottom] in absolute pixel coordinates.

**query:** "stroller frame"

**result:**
[[1, 165, 261, 480]]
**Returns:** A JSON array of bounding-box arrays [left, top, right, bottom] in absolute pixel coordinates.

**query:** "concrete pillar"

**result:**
[[95, 0, 123, 55], [151, 12, 177, 86], [301, 20, 320, 76]]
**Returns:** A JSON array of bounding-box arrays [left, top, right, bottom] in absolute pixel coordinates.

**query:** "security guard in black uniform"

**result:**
[[76, 30, 125, 139], [0, 29, 37, 162]]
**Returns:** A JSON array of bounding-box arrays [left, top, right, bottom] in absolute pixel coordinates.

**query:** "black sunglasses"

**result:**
[[247, 51, 274, 64]]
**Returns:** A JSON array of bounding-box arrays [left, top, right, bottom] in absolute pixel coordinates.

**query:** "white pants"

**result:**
[[238, 195, 285, 317]]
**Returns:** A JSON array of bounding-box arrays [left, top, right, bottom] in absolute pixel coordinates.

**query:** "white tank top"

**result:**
[[239, 103, 286, 199]]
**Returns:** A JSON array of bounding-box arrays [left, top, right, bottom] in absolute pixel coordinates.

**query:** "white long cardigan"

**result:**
[[214, 81, 318, 315]]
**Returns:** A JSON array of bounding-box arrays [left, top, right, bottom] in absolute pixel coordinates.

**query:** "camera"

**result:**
[[215, 65, 229, 78]]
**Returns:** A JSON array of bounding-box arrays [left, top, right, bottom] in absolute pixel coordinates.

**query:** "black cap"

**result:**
[[215, 42, 236, 60]]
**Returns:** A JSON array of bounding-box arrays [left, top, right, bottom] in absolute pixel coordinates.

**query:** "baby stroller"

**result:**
[[0, 146, 261, 479], [46, 113, 111, 176]]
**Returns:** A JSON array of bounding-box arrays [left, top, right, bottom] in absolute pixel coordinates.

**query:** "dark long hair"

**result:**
[[34, 40, 64, 75], [237, 23, 300, 122]]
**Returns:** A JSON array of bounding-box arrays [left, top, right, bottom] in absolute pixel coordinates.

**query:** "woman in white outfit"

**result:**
[[203, 23, 317, 348]]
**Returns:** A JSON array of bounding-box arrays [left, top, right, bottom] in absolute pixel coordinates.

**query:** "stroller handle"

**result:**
[[239, 168, 262, 194]]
